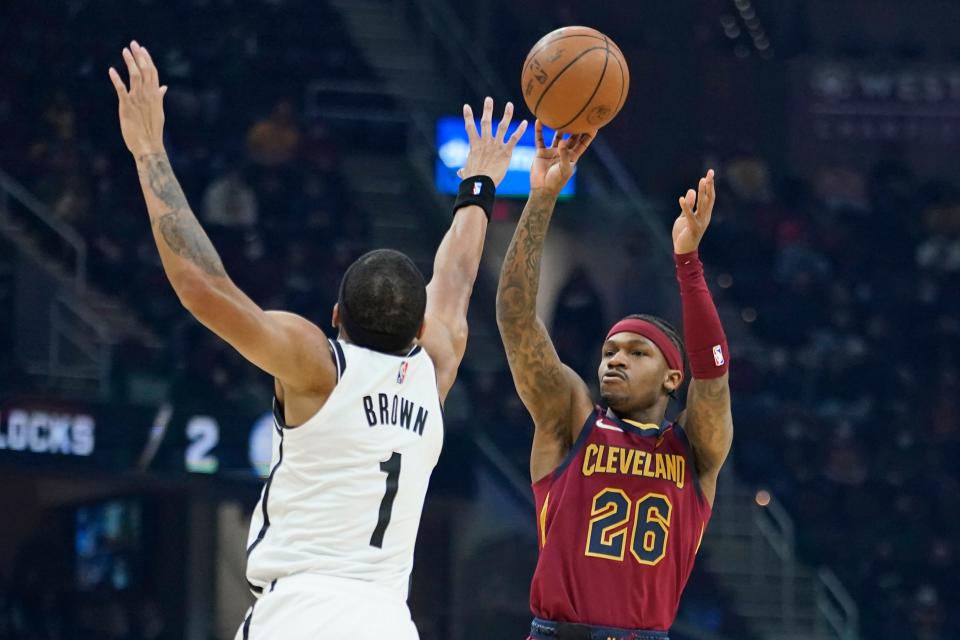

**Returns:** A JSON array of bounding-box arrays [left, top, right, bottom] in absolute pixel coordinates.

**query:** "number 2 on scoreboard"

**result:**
[[585, 489, 672, 566]]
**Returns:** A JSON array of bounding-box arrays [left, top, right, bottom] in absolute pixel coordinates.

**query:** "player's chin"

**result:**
[[600, 386, 628, 409], [600, 375, 626, 394]]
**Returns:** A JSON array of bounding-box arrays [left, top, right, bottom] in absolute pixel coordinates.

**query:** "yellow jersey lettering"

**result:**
[[605, 446, 619, 474], [582, 444, 599, 477], [632, 450, 645, 476], [580, 445, 686, 490]]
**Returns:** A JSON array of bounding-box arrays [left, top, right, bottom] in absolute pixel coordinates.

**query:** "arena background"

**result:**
[[1, 1, 959, 638]]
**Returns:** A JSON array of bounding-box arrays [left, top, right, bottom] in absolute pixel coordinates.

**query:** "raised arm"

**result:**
[[672, 170, 733, 506], [496, 122, 596, 481], [419, 98, 527, 402], [109, 41, 334, 393]]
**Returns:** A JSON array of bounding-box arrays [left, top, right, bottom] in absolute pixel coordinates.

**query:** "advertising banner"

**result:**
[[788, 58, 960, 175]]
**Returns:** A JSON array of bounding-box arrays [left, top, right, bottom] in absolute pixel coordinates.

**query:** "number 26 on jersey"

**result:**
[[585, 488, 672, 565]]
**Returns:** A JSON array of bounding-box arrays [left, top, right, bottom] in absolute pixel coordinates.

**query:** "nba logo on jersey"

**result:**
[[397, 361, 409, 384], [473, 181, 483, 195], [713, 344, 725, 366]]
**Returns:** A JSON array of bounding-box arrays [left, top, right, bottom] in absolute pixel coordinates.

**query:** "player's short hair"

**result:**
[[337, 249, 427, 353], [622, 314, 687, 377]]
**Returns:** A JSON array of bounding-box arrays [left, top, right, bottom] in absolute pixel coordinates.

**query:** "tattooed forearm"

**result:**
[[496, 189, 557, 326], [136, 153, 226, 277], [154, 209, 226, 276], [138, 153, 189, 211], [496, 188, 575, 431]]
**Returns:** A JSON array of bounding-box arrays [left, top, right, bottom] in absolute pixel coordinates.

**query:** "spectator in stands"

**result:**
[[821, 424, 868, 486], [916, 196, 960, 273], [911, 585, 946, 640], [551, 266, 605, 382], [930, 372, 959, 441], [282, 239, 321, 314], [202, 163, 258, 229], [301, 121, 340, 175], [246, 98, 301, 167], [724, 155, 773, 205], [297, 172, 340, 237], [134, 595, 171, 640]]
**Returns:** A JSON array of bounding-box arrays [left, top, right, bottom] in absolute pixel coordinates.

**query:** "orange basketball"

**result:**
[[521, 26, 630, 133]]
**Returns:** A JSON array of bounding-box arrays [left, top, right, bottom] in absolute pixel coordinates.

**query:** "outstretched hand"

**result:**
[[458, 97, 528, 187], [673, 169, 716, 254], [108, 40, 167, 157], [530, 120, 595, 196]]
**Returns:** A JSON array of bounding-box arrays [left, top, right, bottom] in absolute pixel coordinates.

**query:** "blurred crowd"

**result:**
[[0, 527, 171, 640], [3, 1, 959, 640], [0, 588, 170, 640], [709, 156, 960, 639], [0, 0, 374, 406]]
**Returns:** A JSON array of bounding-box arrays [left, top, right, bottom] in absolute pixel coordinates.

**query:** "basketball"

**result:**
[[521, 26, 630, 133]]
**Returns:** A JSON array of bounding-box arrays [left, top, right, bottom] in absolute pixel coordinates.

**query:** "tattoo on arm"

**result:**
[[497, 189, 556, 324], [684, 376, 733, 475], [137, 153, 226, 277], [496, 190, 576, 435]]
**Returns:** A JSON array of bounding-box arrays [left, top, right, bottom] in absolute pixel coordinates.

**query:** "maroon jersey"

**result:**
[[530, 406, 711, 631]]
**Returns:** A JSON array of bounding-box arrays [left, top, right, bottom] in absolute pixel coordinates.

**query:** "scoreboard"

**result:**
[[0, 397, 273, 480]]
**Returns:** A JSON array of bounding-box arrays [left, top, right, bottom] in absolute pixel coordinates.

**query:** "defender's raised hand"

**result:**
[[458, 97, 528, 186], [108, 40, 167, 157], [530, 120, 595, 196], [673, 169, 717, 254]]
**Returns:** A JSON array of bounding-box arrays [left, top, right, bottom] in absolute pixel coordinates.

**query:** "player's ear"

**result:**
[[331, 303, 340, 329], [415, 317, 427, 341], [663, 369, 682, 394]]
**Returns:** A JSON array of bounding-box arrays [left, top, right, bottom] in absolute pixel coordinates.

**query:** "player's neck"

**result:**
[[610, 401, 668, 427], [337, 331, 418, 357]]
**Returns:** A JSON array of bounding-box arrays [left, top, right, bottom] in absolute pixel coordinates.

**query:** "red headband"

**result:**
[[605, 319, 684, 380]]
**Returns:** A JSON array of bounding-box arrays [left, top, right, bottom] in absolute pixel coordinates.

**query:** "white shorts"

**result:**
[[235, 574, 419, 640]]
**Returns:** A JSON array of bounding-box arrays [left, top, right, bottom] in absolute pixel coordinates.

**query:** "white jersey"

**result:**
[[245, 339, 444, 601]]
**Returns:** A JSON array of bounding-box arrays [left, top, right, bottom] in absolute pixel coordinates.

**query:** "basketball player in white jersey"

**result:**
[[109, 41, 529, 639]]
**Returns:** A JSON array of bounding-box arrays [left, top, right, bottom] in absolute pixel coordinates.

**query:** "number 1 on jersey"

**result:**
[[370, 452, 401, 548]]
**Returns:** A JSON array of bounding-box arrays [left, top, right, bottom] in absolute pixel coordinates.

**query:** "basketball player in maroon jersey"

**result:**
[[496, 121, 732, 640]]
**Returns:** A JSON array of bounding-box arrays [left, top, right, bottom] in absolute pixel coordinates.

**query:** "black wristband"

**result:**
[[453, 175, 496, 220]]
